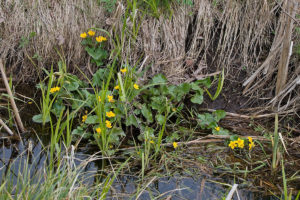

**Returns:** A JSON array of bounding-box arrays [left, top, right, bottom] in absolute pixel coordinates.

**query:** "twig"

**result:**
[[225, 184, 238, 200], [117, 135, 269, 152], [199, 108, 294, 119], [0, 118, 14, 136], [0, 59, 25, 133]]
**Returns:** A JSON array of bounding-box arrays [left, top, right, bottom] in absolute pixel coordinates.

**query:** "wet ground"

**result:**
[[1, 83, 299, 199]]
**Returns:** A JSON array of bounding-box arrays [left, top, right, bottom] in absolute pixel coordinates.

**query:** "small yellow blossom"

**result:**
[[107, 95, 115, 103], [173, 141, 178, 149], [248, 136, 253, 143], [109, 145, 113, 148], [82, 114, 87, 123], [28, 101, 33, 105], [236, 138, 244, 149], [88, 30, 95, 36], [80, 32, 87, 38], [50, 86, 60, 94], [249, 141, 255, 150], [228, 141, 237, 149], [96, 36, 107, 42], [114, 85, 119, 90], [98, 96, 101, 102], [106, 111, 116, 118], [133, 83, 139, 90], [150, 140, 155, 144], [105, 120, 112, 128], [172, 108, 176, 112], [215, 126, 220, 131], [120, 68, 127, 73], [96, 127, 101, 134]]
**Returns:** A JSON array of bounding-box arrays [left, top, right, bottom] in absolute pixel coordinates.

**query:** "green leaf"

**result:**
[[190, 93, 203, 104], [197, 113, 217, 129], [150, 96, 165, 113], [151, 74, 167, 85], [179, 83, 191, 94], [85, 115, 99, 124], [32, 114, 50, 123], [197, 77, 211, 88], [64, 80, 79, 91], [51, 101, 65, 117], [85, 46, 108, 62], [72, 126, 91, 139], [92, 68, 109, 87], [126, 115, 139, 127], [109, 128, 126, 144], [155, 114, 165, 125], [213, 110, 226, 122], [141, 104, 153, 123]]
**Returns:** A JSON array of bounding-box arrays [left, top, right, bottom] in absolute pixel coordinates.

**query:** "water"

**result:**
[[0, 136, 280, 200]]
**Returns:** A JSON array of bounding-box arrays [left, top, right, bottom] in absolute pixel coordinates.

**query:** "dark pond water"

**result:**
[[0, 135, 281, 200]]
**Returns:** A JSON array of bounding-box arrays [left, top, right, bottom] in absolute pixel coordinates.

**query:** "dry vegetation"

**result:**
[[0, 0, 299, 114]]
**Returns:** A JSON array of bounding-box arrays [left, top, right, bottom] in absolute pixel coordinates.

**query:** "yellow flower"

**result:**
[[114, 85, 119, 90], [248, 136, 253, 143], [28, 101, 33, 105], [105, 120, 112, 128], [96, 127, 101, 134], [120, 68, 127, 73], [109, 145, 113, 148], [215, 126, 220, 131], [236, 138, 244, 149], [172, 108, 176, 112], [133, 83, 139, 90], [106, 111, 116, 118], [228, 141, 236, 149], [50, 86, 60, 94], [173, 141, 178, 149], [249, 141, 255, 150], [107, 95, 115, 103], [88, 30, 95, 36], [80, 32, 87, 38], [82, 114, 87, 123], [98, 96, 101, 102], [150, 140, 155, 144], [96, 36, 107, 42]]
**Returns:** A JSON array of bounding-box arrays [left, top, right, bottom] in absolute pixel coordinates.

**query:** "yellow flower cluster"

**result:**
[[105, 120, 112, 128], [80, 32, 87, 38], [96, 127, 101, 134], [120, 68, 127, 73], [215, 126, 220, 131], [96, 36, 107, 43], [133, 83, 139, 90], [114, 85, 119, 90], [80, 30, 107, 43], [82, 114, 87, 123], [106, 111, 115, 118], [107, 95, 115, 103], [248, 136, 255, 150], [50, 86, 60, 94], [229, 137, 255, 150], [228, 138, 244, 149], [173, 141, 178, 149], [88, 30, 95, 36]]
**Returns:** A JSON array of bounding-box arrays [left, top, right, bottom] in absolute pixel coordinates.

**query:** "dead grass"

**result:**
[[0, 0, 106, 82]]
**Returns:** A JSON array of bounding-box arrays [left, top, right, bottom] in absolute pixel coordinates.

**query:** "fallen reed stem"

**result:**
[[0, 59, 25, 133]]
